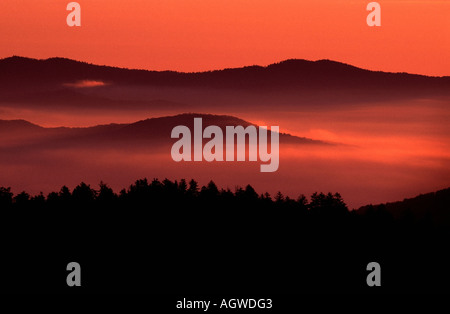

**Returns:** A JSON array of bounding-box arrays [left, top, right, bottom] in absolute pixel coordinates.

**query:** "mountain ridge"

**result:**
[[0, 113, 329, 148], [1, 56, 449, 112], [1, 56, 449, 88], [2, 55, 448, 78]]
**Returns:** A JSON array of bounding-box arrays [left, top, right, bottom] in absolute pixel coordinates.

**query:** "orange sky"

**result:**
[[0, 0, 449, 75]]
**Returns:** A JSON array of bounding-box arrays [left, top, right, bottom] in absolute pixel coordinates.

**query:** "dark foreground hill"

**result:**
[[0, 179, 449, 294], [357, 187, 450, 226]]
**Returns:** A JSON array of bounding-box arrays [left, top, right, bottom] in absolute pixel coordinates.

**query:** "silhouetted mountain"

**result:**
[[1, 56, 449, 111], [357, 187, 450, 226], [0, 113, 327, 151], [0, 119, 42, 132], [2, 56, 449, 89]]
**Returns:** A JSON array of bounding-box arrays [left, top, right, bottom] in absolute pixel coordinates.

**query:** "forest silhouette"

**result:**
[[1, 178, 449, 293], [1, 179, 349, 215], [1, 178, 448, 226]]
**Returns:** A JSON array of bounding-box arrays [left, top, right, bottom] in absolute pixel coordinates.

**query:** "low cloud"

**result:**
[[64, 80, 107, 88]]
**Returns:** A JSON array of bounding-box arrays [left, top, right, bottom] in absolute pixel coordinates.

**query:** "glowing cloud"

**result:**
[[64, 80, 107, 88]]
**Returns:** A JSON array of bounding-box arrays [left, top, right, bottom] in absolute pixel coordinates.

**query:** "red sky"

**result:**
[[0, 0, 449, 76], [0, 1, 449, 207]]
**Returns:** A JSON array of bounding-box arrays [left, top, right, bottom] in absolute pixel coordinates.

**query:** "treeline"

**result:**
[[1, 178, 447, 228], [0, 178, 347, 214], [1, 178, 448, 294]]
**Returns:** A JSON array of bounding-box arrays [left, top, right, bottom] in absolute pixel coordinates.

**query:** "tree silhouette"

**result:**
[[72, 182, 96, 206], [97, 181, 117, 206], [14, 191, 30, 208], [0, 187, 13, 209]]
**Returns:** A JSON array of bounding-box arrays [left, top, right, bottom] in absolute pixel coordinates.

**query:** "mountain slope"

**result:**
[[2, 56, 449, 126], [1, 56, 449, 90], [0, 113, 328, 151], [357, 187, 450, 226]]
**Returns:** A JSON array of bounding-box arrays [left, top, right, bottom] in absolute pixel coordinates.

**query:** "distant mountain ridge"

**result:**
[[1, 56, 449, 112], [1, 56, 449, 90], [0, 113, 328, 150]]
